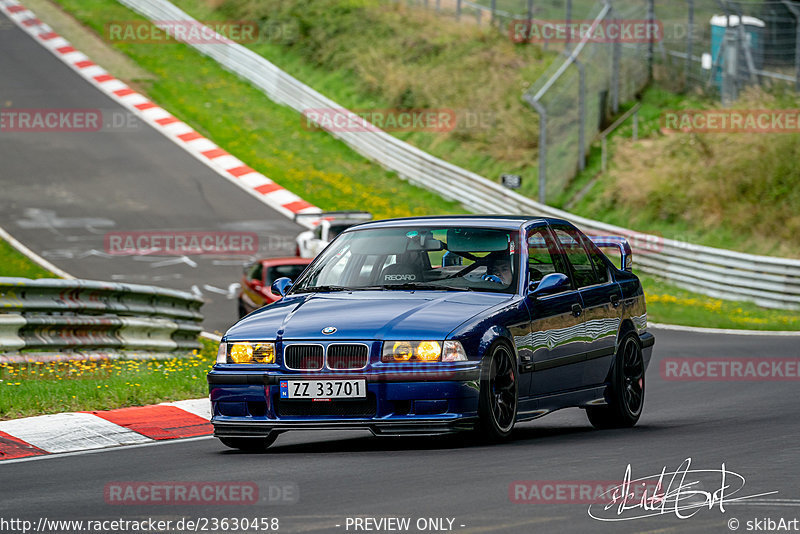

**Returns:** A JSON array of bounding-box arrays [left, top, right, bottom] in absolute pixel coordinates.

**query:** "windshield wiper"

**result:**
[[381, 282, 472, 292], [292, 285, 353, 293]]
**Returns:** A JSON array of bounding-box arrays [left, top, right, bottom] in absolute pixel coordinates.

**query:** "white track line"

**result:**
[[0, 436, 214, 465], [0, 412, 152, 454]]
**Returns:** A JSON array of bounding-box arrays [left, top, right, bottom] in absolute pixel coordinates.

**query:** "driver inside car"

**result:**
[[481, 255, 512, 285]]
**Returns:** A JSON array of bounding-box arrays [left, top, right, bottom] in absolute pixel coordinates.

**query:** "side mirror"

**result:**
[[529, 273, 570, 298], [271, 277, 293, 298]]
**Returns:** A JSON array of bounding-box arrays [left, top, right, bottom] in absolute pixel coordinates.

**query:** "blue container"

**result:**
[[710, 14, 765, 87]]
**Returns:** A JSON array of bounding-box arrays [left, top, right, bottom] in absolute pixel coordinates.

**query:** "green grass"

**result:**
[[0, 338, 217, 420], [0, 239, 55, 279], [641, 274, 800, 331], [51, 0, 466, 220]]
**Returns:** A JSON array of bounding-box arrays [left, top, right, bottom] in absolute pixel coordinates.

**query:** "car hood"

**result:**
[[225, 290, 513, 341]]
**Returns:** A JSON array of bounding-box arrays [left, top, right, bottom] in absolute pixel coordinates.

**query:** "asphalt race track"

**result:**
[[3, 7, 800, 534], [0, 11, 302, 333], [0, 329, 798, 533]]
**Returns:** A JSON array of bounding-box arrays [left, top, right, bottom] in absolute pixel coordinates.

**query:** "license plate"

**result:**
[[280, 379, 366, 399]]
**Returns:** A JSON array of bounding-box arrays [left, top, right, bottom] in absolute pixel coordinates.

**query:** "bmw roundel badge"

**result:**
[[322, 326, 337, 335]]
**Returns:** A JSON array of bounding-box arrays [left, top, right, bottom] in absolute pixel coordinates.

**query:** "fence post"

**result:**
[[565, 0, 572, 51], [633, 109, 639, 141], [610, 1, 620, 113], [722, 29, 739, 103], [647, 0, 655, 82], [733, 3, 758, 84], [797, 18, 800, 91], [477, 8, 482, 26], [456, 0, 461, 20], [686, 0, 694, 90], [576, 59, 586, 171], [491, 0, 496, 26], [528, 99, 548, 203], [781, 0, 800, 91], [435, 0, 440, 12], [523, 0, 533, 42]]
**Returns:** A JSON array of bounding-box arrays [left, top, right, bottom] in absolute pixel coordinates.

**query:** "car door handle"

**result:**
[[610, 295, 620, 308], [571, 304, 583, 317]]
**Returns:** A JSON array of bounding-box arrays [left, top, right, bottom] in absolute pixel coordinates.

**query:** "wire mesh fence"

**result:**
[[409, 0, 800, 203]]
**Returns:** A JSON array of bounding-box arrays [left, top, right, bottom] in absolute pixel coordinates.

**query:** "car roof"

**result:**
[[345, 215, 569, 232]]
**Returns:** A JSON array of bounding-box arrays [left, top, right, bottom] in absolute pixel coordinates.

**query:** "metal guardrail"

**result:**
[[0, 277, 204, 355], [118, 0, 800, 310]]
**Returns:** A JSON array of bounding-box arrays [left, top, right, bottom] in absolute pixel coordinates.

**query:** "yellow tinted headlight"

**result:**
[[392, 341, 414, 361], [252, 343, 275, 364], [229, 343, 254, 363], [382, 341, 442, 363], [416, 341, 442, 362], [227, 342, 275, 364]]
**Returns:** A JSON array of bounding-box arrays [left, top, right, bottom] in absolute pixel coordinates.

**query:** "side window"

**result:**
[[526, 228, 560, 284], [552, 227, 598, 288], [588, 245, 610, 284]]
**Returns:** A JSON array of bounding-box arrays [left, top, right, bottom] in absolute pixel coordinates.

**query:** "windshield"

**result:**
[[291, 226, 520, 294]]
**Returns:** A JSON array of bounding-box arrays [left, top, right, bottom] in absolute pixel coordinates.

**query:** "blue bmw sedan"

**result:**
[[208, 216, 654, 450]]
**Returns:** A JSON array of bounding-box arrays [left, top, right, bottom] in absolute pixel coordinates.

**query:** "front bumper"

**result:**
[[208, 365, 482, 437]]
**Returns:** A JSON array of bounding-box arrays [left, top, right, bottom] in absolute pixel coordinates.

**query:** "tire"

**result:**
[[476, 341, 518, 442], [218, 433, 278, 452], [586, 334, 645, 429]]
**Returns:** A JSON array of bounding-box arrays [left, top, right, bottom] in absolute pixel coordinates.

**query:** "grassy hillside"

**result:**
[[174, 0, 800, 259], [568, 87, 800, 259], [176, 0, 556, 197]]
